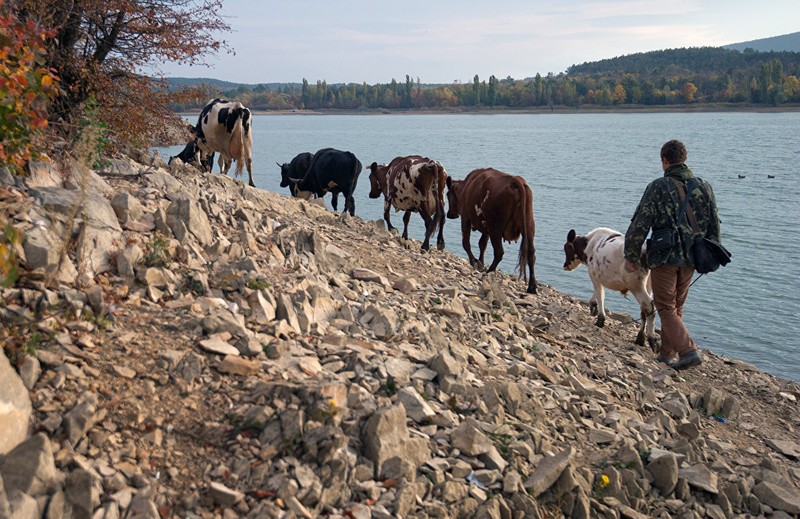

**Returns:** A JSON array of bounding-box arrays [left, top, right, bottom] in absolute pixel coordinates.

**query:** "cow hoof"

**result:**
[[635, 332, 645, 347], [594, 317, 605, 328], [526, 284, 537, 294], [589, 302, 598, 316], [648, 337, 659, 353]]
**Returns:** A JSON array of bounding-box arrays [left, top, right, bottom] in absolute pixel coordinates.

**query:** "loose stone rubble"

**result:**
[[1, 151, 799, 518]]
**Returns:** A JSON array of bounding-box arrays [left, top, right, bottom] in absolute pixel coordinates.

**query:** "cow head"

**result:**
[[563, 229, 589, 270], [445, 176, 463, 219], [278, 162, 292, 188], [367, 162, 388, 198]]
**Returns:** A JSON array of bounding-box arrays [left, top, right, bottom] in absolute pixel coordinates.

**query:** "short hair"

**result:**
[[661, 140, 687, 165]]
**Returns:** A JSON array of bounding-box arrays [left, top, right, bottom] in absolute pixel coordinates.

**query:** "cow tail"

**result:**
[[231, 111, 246, 177], [517, 181, 535, 282], [432, 163, 444, 235]]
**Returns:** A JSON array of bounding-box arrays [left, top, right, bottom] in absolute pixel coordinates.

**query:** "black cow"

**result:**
[[169, 140, 215, 172], [278, 152, 314, 189], [287, 148, 362, 216]]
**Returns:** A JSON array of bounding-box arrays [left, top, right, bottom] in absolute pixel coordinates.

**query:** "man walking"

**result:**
[[624, 140, 721, 371]]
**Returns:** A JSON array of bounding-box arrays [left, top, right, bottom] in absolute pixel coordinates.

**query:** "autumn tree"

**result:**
[[0, 4, 59, 173], [12, 0, 231, 148], [680, 81, 698, 103]]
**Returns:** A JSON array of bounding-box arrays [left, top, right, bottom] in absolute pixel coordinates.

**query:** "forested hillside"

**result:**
[[169, 46, 800, 112]]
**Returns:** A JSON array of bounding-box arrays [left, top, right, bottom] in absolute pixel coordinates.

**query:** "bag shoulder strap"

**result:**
[[669, 177, 701, 234]]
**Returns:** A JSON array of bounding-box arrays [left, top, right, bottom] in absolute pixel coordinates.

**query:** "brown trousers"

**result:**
[[650, 264, 698, 358]]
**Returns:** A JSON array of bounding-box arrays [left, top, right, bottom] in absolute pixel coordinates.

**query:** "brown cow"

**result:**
[[368, 155, 447, 251], [446, 168, 537, 294]]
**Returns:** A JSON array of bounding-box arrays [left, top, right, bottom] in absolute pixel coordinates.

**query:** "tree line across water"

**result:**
[[171, 48, 800, 112]]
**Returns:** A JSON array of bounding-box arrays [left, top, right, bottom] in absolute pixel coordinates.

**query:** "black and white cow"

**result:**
[[563, 227, 656, 349], [286, 148, 362, 216], [278, 152, 314, 189], [195, 98, 255, 187]]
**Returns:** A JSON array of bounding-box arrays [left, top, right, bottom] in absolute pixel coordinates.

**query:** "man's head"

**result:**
[[660, 140, 687, 167]]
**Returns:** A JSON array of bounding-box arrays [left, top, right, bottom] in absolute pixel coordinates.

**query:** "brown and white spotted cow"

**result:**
[[446, 168, 537, 294], [194, 98, 255, 187], [368, 155, 447, 251], [563, 227, 656, 349]]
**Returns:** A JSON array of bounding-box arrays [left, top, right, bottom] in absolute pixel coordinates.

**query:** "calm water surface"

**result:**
[[158, 112, 800, 382]]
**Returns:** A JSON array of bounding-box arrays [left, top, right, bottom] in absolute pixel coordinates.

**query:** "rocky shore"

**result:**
[[1, 150, 799, 518]]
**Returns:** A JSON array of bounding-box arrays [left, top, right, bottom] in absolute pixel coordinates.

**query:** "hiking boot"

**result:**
[[669, 349, 702, 371], [656, 356, 675, 365]]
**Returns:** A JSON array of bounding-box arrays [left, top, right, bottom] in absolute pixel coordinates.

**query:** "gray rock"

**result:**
[[5, 490, 39, 519], [167, 194, 213, 246], [21, 225, 77, 283], [766, 439, 800, 459], [363, 404, 429, 479], [752, 481, 800, 514], [110, 192, 146, 224], [16, 355, 41, 391], [429, 351, 464, 379], [647, 453, 678, 496], [0, 351, 32, 454], [208, 481, 244, 508], [0, 475, 10, 518], [0, 433, 57, 496], [198, 337, 240, 356], [523, 446, 574, 497], [396, 387, 436, 423], [65, 468, 99, 519], [63, 392, 98, 446], [451, 419, 493, 456], [126, 493, 160, 518], [678, 463, 718, 494]]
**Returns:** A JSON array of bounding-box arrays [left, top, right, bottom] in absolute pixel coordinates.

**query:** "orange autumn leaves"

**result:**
[[0, 9, 59, 173]]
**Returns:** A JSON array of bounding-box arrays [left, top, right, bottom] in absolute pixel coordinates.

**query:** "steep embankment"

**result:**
[[0, 151, 798, 518]]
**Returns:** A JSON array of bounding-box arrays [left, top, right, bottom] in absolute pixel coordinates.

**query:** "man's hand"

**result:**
[[624, 260, 639, 273]]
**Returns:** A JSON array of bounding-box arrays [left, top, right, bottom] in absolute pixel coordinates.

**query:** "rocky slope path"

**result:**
[[1, 152, 799, 519]]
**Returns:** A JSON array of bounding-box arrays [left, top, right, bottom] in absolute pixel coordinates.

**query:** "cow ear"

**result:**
[[446, 176, 453, 188], [567, 229, 576, 242]]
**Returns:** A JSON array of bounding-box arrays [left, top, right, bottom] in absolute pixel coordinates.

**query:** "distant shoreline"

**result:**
[[213, 103, 800, 116]]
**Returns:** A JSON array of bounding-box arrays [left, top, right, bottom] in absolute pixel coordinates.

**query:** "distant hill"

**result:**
[[567, 46, 800, 77], [164, 77, 302, 92], [725, 32, 800, 53]]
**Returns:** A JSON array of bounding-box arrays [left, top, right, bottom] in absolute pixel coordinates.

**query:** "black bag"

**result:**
[[692, 237, 732, 274], [671, 177, 732, 274], [649, 228, 675, 250]]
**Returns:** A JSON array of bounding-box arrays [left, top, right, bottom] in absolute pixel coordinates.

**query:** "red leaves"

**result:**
[[0, 8, 59, 173]]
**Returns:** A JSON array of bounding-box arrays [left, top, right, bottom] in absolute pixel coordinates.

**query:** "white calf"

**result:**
[[563, 227, 656, 350]]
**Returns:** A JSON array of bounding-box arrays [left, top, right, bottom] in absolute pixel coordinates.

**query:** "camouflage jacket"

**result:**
[[624, 164, 721, 268]]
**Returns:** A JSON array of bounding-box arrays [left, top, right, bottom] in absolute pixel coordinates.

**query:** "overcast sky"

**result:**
[[157, 0, 799, 85]]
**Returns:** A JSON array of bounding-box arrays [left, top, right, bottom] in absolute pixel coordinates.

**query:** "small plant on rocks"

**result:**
[[144, 231, 171, 268]]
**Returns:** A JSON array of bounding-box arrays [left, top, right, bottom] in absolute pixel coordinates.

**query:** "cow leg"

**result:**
[[347, 192, 356, 216], [220, 156, 231, 176], [475, 233, 489, 269], [592, 278, 606, 328], [631, 284, 657, 350], [402, 211, 413, 242], [246, 157, 255, 187], [419, 207, 436, 251], [330, 192, 339, 212], [435, 207, 446, 251], [383, 201, 396, 233], [460, 220, 479, 267], [486, 233, 505, 273]]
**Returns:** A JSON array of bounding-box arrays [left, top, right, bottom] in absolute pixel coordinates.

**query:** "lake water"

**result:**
[[157, 112, 800, 382]]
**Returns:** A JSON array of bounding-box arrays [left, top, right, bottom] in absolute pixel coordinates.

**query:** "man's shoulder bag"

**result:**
[[670, 178, 732, 274]]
